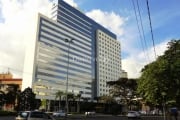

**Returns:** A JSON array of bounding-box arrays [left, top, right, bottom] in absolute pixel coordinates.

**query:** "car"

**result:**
[[15, 111, 55, 120], [127, 111, 141, 119], [85, 111, 96, 116], [139, 110, 147, 115], [52, 110, 66, 117]]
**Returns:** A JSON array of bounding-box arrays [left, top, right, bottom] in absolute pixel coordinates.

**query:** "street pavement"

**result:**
[[1, 115, 180, 120], [64, 115, 179, 120], [0, 116, 15, 120]]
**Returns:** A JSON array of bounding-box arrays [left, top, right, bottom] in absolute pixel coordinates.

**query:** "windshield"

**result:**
[[17, 111, 29, 118]]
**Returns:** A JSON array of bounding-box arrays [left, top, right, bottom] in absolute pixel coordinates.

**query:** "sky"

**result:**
[[0, 0, 179, 78]]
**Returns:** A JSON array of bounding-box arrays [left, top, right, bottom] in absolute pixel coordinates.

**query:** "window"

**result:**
[[18, 112, 29, 118], [30, 112, 44, 118]]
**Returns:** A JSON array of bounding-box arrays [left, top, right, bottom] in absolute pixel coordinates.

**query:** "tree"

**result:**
[[40, 99, 47, 110], [67, 92, 75, 101], [2, 84, 20, 110], [98, 95, 118, 114], [99, 95, 116, 104], [0, 91, 5, 109], [63, 92, 75, 112], [94, 96, 100, 103], [137, 60, 166, 105], [55, 90, 64, 111], [18, 87, 40, 111], [107, 78, 138, 105], [76, 93, 82, 113], [137, 40, 180, 106], [164, 40, 180, 106]]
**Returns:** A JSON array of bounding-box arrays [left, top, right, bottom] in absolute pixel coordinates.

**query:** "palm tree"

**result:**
[[76, 93, 81, 113], [55, 90, 64, 111], [66, 92, 75, 113], [67, 92, 75, 100]]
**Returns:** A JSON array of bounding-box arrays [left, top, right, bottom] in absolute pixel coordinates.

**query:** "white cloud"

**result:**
[[0, 0, 169, 80], [85, 9, 169, 78], [86, 9, 125, 36], [122, 58, 143, 78], [0, 0, 52, 77], [64, 0, 78, 8], [122, 40, 168, 78]]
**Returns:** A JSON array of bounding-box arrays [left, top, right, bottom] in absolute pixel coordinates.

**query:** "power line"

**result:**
[[131, 0, 148, 62], [136, 0, 150, 62], [0, 65, 32, 76], [146, 0, 157, 59]]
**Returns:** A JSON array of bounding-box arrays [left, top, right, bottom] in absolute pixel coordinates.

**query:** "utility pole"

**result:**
[[64, 38, 74, 119]]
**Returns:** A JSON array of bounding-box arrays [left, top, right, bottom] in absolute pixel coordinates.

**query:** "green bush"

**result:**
[[0, 110, 17, 116]]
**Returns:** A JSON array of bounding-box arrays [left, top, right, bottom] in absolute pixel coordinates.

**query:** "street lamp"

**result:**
[[162, 92, 166, 120], [64, 38, 74, 118]]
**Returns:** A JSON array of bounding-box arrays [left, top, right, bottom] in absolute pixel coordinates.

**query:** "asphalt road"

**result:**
[[0, 116, 15, 120], [1, 115, 179, 120]]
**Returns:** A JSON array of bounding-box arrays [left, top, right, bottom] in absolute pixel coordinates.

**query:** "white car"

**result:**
[[85, 111, 96, 116], [127, 111, 141, 119], [52, 110, 66, 117], [16, 111, 55, 120]]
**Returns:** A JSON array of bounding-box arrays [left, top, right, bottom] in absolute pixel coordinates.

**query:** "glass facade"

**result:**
[[51, 0, 117, 98], [34, 16, 92, 99], [30, 0, 121, 100]]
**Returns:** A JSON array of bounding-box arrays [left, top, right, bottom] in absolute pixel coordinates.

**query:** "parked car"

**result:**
[[52, 110, 66, 117], [15, 111, 55, 120], [85, 111, 96, 116], [127, 111, 141, 119], [139, 110, 147, 115]]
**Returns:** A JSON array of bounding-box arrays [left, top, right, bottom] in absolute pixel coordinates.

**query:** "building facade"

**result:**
[[0, 72, 22, 92], [35, 14, 92, 99], [0, 72, 22, 110], [96, 30, 121, 96], [121, 70, 128, 78], [22, 0, 122, 100]]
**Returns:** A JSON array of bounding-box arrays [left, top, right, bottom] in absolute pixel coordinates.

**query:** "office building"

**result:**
[[22, 0, 122, 100], [121, 70, 128, 78], [96, 30, 121, 96]]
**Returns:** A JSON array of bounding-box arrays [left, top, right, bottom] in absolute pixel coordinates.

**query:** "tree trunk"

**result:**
[[77, 100, 80, 113], [59, 97, 61, 111]]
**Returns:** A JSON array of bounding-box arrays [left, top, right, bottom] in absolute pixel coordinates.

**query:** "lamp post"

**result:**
[[162, 92, 166, 120], [64, 38, 73, 118]]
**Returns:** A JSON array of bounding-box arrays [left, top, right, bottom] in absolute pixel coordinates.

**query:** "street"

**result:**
[[1, 115, 180, 120], [0, 116, 15, 120]]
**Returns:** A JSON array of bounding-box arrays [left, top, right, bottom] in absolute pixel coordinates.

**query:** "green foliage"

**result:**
[[55, 90, 64, 111], [0, 110, 16, 116], [137, 40, 180, 106], [55, 90, 64, 100], [75, 93, 82, 113], [17, 87, 40, 111], [0, 84, 20, 110], [107, 78, 138, 104], [0, 91, 5, 108], [67, 92, 75, 100], [76, 93, 81, 100], [41, 99, 47, 109], [99, 95, 116, 104]]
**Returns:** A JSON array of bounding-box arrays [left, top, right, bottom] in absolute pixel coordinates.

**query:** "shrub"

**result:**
[[0, 110, 17, 116]]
